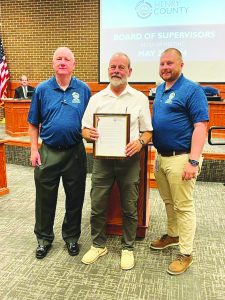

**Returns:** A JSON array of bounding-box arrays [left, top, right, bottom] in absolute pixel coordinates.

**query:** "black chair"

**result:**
[[208, 126, 225, 185]]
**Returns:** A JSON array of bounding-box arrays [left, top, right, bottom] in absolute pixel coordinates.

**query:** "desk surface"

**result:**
[[2, 98, 31, 103], [208, 100, 225, 105]]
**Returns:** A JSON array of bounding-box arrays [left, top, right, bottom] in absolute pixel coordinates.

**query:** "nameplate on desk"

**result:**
[[207, 96, 222, 102]]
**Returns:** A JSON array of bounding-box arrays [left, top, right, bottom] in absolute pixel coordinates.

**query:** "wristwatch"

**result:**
[[188, 159, 199, 166], [139, 139, 145, 146]]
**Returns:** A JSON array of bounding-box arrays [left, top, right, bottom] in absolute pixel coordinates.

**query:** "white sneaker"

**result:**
[[121, 250, 134, 270], [81, 246, 108, 265]]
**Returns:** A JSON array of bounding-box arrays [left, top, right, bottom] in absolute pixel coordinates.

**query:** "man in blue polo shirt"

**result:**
[[28, 47, 91, 259], [150, 48, 209, 275]]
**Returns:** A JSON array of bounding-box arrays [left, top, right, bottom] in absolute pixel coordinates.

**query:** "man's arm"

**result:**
[[190, 121, 208, 160], [14, 87, 19, 99], [29, 123, 41, 167], [182, 121, 208, 180]]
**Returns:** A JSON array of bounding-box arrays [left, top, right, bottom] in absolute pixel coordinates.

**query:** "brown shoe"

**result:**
[[150, 234, 179, 250], [167, 254, 193, 275]]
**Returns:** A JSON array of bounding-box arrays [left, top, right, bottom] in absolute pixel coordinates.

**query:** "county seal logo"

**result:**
[[135, 0, 152, 18], [72, 92, 80, 104], [165, 92, 175, 104]]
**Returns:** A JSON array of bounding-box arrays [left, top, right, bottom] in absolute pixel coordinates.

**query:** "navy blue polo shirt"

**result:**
[[28, 76, 91, 147], [152, 74, 209, 153]]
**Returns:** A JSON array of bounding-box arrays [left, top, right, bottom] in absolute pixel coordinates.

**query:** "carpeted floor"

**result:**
[[0, 164, 224, 300]]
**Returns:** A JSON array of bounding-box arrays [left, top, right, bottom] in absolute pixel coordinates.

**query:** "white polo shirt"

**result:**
[[82, 84, 153, 141]]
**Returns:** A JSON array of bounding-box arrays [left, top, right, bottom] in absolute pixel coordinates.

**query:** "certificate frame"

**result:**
[[93, 113, 130, 159]]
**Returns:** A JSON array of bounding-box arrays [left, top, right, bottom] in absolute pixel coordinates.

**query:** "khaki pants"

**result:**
[[154, 153, 203, 255]]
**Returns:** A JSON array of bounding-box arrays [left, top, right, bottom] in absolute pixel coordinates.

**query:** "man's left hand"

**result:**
[[125, 140, 142, 157], [182, 163, 198, 180]]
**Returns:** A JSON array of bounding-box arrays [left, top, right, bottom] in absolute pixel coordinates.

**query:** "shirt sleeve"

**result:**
[[27, 89, 41, 126], [82, 96, 96, 128], [187, 86, 209, 124], [139, 95, 153, 132]]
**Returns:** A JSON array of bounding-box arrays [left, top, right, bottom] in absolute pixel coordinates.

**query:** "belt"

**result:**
[[158, 150, 190, 157], [44, 143, 77, 151]]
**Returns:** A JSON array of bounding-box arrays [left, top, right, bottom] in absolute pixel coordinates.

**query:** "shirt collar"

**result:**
[[163, 74, 184, 93], [50, 76, 77, 90]]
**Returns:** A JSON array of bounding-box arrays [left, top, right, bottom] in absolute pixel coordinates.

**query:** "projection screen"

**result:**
[[99, 0, 225, 83]]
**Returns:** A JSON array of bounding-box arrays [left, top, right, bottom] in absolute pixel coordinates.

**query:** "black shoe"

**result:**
[[36, 244, 51, 259], [66, 242, 79, 256]]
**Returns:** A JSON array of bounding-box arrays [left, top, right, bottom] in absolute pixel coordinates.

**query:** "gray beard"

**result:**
[[110, 77, 127, 87]]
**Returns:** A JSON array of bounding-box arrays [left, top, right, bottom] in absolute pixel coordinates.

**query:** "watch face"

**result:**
[[189, 159, 199, 166]]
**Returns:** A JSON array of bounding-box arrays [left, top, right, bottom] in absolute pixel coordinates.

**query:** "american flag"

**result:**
[[0, 38, 10, 101]]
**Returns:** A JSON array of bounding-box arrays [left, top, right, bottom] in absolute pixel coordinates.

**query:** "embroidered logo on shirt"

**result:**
[[165, 92, 175, 104], [71, 92, 80, 103]]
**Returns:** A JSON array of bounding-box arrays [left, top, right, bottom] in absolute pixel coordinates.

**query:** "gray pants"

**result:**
[[91, 154, 140, 250], [34, 142, 87, 245]]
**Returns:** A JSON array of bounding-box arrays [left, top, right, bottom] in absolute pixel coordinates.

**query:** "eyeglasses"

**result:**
[[109, 65, 128, 71]]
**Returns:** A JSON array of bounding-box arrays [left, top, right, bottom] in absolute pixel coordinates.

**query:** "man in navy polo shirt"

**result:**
[[150, 48, 209, 275], [28, 47, 91, 259]]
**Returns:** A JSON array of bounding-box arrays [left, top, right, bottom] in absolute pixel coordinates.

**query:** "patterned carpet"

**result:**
[[0, 164, 224, 300]]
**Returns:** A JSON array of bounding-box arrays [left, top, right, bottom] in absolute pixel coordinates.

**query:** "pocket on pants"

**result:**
[[37, 143, 49, 169]]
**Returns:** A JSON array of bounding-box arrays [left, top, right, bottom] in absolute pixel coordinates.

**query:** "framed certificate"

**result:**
[[93, 113, 130, 159]]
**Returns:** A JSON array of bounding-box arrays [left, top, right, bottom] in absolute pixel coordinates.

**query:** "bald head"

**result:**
[[52, 47, 76, 78], [53, 47, 75, 62], [161, 48, 183, 63], [109, 52, 131, 68]]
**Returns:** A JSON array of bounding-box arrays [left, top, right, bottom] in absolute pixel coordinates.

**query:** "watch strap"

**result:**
[[139, 139, 145, 146]]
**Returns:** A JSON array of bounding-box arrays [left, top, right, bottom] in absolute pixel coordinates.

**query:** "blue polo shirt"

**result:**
[[152, 74, 209, 153], [28, 76, 91, 147]]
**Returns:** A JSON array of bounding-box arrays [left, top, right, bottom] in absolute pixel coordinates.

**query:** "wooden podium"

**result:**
[[106, 147, 150, 238], [3, 99, 31, 137], [0, 141, 9, 196]]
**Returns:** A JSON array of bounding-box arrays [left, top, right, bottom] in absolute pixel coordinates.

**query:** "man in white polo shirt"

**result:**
[[81, 52, 153, 270]]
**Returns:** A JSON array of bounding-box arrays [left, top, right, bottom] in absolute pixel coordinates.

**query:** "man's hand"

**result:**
[[82, 127, 99, 142], [182, 163, 198, 180], [30, 149, 41, 167], [125, 140, 142, 157], [28, 123, 41, 167]]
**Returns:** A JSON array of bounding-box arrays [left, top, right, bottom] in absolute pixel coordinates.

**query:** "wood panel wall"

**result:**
[[6, 81, 225, 99]]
